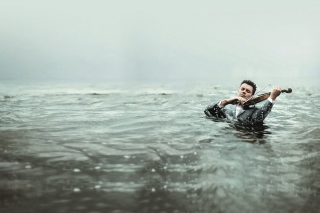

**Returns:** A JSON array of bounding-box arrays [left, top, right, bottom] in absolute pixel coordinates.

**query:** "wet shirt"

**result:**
[[236, 106, 244, 117]]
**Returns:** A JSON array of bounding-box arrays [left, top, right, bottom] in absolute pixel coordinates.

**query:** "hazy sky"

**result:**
[[1, 0, 319, 85]]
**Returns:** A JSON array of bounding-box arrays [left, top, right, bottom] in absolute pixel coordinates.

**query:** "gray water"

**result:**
[[1, 81, 320, 213]]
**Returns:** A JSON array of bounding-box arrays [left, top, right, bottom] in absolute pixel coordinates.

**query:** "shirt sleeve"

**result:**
[[218, 101, 224, 108], [268, 97, 274, 103]]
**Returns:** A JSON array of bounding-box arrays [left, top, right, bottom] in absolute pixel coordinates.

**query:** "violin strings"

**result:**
[[243, 84, 271, 104]]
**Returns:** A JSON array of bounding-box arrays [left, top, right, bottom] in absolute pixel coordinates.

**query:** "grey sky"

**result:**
[[1, 0, 319, 85]]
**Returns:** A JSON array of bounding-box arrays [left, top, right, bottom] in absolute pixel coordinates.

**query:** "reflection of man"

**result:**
[[204, 80, 282, 125]]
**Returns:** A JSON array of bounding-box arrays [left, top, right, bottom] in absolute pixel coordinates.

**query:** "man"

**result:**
[[204, 80, 282, 126]]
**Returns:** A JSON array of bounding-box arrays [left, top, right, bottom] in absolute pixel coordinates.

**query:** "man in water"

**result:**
[[204, 80, 282, 125]]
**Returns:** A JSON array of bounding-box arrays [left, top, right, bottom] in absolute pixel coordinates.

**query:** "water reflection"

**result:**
[[206, 117, 271, 143], [231, 122, 271, 144]]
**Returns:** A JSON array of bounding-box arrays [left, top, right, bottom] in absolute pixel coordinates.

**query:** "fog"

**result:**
[[1, 0, 319, 86]]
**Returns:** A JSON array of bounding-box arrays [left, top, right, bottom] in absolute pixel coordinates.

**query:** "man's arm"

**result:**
[[250, 99, 274, 123], [219, 96, 246, 107], [204, 102, 226, 118], [204, 96, 246, 118], [250, 86, 282, 123]]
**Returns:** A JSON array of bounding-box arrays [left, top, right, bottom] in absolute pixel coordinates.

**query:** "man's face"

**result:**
[[238, 83, 253, 100]]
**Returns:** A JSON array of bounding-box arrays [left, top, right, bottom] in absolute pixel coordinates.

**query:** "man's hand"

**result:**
[[220, 96, 246, 107], [270, 86, 282, 101]]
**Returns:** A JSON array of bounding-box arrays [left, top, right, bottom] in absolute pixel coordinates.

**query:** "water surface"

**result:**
[[1, 81, 319, 213]]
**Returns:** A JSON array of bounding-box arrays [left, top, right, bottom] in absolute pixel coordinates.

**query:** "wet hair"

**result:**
[[240, 80, 257, 95]]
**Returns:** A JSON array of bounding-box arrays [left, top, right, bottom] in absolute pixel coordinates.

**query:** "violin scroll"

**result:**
[[281, 88, 292, 93]]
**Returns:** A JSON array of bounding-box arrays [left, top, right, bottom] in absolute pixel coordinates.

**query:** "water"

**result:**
[[1, 81, 320, 213]]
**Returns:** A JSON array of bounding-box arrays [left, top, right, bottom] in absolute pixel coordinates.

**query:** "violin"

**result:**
[[242, 88, 292, 106]]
